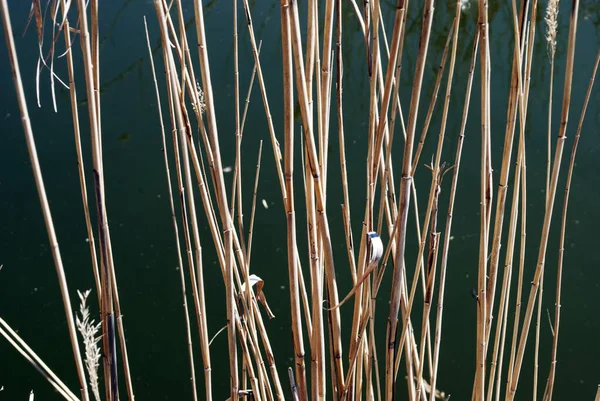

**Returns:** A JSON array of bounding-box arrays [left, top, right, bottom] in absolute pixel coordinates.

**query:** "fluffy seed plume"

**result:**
[[545, 0, 559, 58], [75, 290, 102, 401]]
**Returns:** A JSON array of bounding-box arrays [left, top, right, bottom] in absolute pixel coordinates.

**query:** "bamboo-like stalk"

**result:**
[[475, 0, 491, 399], [385, 1, 435, 399], [154, 3, 214, 400], [58, 0, 102, 302], [72, 1, 120, 398], [544, 46, 600, 401], [239, 0, 287, 203], [191, 0, 240, 399], [545, 0, 559, 204], [507, 2, 580, 399], [144, 16, 199, 401], [0, 2, 89, 400], [280, 3, 308, 399], [287, 0, 345, 395], [485, 0, 527, 346], [422, 2, 468, 399], [0, 318, 79, 401], [594, 386, 600, 401]]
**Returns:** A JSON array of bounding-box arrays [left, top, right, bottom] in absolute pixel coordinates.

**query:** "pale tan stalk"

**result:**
[[385, 1, 435, 399], [281, 3, 308, 400], [231, 0, 247, 259], [154, 4, 213, 400], [144, 16, 199, 401], [427, 3, 472, 398], [246, 141, 263, 267], [485, 0, 527, 345], [545, 0, 559, 203], [487, 98, 525, 401], [72, 1, 120, 398], [507, 2, 580, 399], [411, 21, 455, 174], [1, 3, 89, 400], [545, 47, 600, 401], [287, 0, 345, 394], [191, 0, 240, 397], [474, 0, 492, 399], [391, 18, 456, 384], [594, 386, 600, 401], [0, 318, 79, 401], [240, 0, 287, 202], [59, 0, 101, 301]]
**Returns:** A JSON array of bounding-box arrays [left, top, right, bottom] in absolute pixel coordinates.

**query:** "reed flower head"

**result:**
[[545, 0, 559, 58], [75, 290, 102, 401]]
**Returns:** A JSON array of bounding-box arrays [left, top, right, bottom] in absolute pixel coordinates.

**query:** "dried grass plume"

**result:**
[[545, 0, 559, 58], [75, 290, 102, 401]]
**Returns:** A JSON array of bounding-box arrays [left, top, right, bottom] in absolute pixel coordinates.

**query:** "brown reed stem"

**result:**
[[544, 46, 600, 401], [507, 2, 580, 399], [0, 2, 89, 399]]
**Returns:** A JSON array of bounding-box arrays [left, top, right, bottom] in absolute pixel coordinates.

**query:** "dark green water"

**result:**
[[1, 1, 599, 400]]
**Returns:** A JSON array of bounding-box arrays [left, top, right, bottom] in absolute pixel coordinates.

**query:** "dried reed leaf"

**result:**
[[241, 274, 275, 318]]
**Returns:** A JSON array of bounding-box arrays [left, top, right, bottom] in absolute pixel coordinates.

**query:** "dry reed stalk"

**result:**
[[474, 0, 492, 399], [230, 0, 248, 263], [411, 21, 454, 174], [144, 16, 199, 401], [1, 2, 89, 400], [190, 0, 241, 397], [385, 0, 435, 397], [545, 0, 559, 203], [239, 0, 287, 203], [58, 0, 102, 302], [544, 47, 600, 401], [506, 2, 580, 399], [287, 0, 345, 395], [154, 4, 215, 400], [430, 20, 479, 401], [72, 1, 121, 398], [0, 318, 79, 401], [246, 141, 263, 271], [391, 19, 456, 386], [486, 89, 526, 401], [595, 386, 600, 401], [280, 3, 308, 399]]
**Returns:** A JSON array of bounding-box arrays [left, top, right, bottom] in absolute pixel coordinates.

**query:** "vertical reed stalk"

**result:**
[[545, 47, 600, 401], [144, 16, 199, 401], [385, 1, 435, 399], [281, 2, 308, 399], [507, 2, 580, 399], [0, 2, 89, 400], [191, 0, 240, 397]]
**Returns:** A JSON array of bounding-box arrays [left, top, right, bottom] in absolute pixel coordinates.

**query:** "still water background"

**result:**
[[1, 0, 600, 400]]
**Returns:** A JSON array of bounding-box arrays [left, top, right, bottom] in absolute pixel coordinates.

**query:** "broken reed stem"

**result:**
[[0, 2, 89, 400], [545, 46, 600, 401], [507, 1, 580, 399], [0, 318, 79, 401], [144, 16, 199, 401]]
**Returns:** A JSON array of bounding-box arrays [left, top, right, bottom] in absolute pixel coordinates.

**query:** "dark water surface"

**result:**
[[1, 1, 600, 400]]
